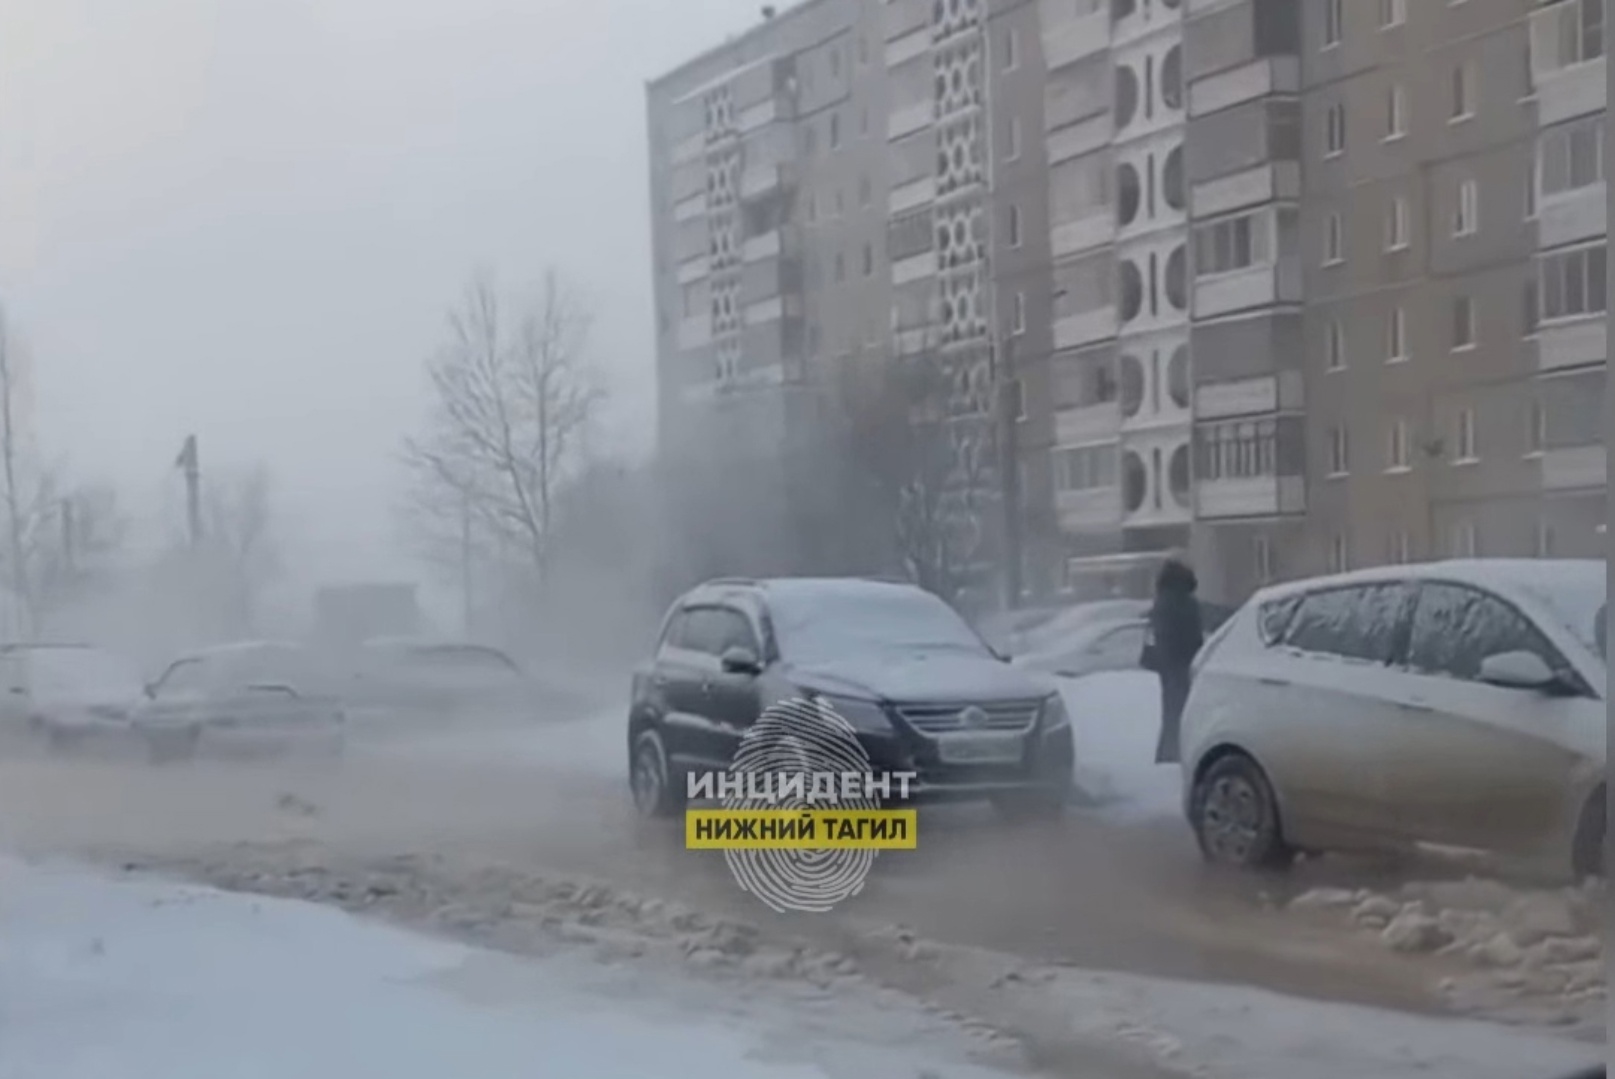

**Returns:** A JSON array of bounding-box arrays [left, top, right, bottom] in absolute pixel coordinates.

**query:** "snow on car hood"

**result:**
[[788, 648, 1048, 704]]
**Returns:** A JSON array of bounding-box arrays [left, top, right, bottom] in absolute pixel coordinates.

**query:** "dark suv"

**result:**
[[627, 577, 1074, 819]]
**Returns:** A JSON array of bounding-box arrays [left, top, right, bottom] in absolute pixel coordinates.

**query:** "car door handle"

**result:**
[[1398, 700, 1435, 713], [1257, 676, 1290, 687], [700, 680, 715, 694]]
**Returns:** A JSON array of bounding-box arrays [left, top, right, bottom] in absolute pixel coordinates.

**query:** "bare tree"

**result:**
[[203, 465, 280, 635], [401, 271, 602, 584], [30, 483, 128, 618], [839, 352, 994, 608]]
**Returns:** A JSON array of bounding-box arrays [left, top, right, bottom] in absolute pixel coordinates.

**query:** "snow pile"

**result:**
[[125, 842, 1604, 1079], [0, 857, 1028, 1079], [1055, 671, 1180, 820], [1288, 877, 1606, 1034]]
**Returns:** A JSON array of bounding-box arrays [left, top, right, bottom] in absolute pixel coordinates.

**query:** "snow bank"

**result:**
[[1288, 877, 1607, 1036], [1055, 671, 1180, 821], [0, 858, 1024, 1079]]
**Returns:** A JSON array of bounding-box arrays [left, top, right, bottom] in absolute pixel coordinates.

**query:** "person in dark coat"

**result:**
[[1143, 558, 1203, 764]]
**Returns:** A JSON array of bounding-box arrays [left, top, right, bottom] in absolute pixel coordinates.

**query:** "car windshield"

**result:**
[[769, 585, 991, 665], [24, 648, 144, 699]]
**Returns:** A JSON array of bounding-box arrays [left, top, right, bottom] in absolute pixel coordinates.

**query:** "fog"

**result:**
[[0, 0, 766, 628]]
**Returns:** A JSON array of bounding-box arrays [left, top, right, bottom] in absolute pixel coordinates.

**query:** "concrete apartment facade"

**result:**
[[649, 0, 1606, 608]]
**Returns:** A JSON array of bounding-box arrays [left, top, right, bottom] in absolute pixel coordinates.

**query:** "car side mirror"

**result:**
[[142, 682, 156, 700], [1477, 651, 1560, 692], [720, 646, 761, 676]]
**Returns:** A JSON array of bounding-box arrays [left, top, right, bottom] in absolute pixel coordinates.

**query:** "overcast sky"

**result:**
[[0, 0, 759, 590]]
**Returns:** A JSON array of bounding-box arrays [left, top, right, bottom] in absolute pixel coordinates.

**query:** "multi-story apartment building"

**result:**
[[649, 0, 1606, 609]]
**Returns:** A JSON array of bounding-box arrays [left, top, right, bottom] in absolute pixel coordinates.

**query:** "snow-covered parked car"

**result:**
[[0, 643, 147, 751], [131, 642, 346, 763], [342, 638, 541, 727], [1013, 617, 1149, 680], [1180, 559, 1606, 880]]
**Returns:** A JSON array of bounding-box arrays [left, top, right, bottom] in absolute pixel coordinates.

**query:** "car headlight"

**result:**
[[1039, 693, 1070, 733], [811, 694, 892, 735]]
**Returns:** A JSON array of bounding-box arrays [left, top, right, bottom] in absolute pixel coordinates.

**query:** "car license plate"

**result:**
[[936, 732, 1024, 765]]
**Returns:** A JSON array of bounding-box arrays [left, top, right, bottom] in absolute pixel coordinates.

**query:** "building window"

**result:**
[[1003, 26, 1019, 70], [1379, 0, 1407, 28], [1322, 0, 1343, 48], [1004, 116, 1022, 160], [1007, 204, 1022, 247], [858, 175, 872, 207], [834, 251, 846, 281], [1452, 294, 1475, 350], [1453, 407, 1478, 463], [1451, 61, 1476, 121], [1253, 535, 1274, 585], [1193, 210, 1270, 277], [1326, 319, 1346, 370], [1449, 520, 1478, 558], [1385, 195, 1409, 250], [862, 242, 875, 276], [1537, 242, 1608, 323], [1327, 424, 1350, 476], [1388, 530, 1413, 565], [1385, 84, 1406, 140], [1328, 532, 1349, 573], [1537, 522, 1556, 558], [1012, 291, 1027, 335], [1454, 178, 1479, 236], [1526, 398, 1546, 456], [828, 111, 841, 149], [1538, 115, 1605, 201], [1322, 212, 1344, 264], [1386, 305, 1407, 361], [1530, 0, 1605, 79], [1054, 443, 1118, 491], [1386, 417, 1411, 471], [1324, 102, 1346, 157]]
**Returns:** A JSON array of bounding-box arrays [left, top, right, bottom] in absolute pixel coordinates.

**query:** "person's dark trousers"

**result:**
[[1155, 665, 1191, 764]]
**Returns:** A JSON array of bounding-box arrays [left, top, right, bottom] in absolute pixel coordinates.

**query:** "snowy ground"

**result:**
[[1055, 671, 1181, 821], [1, 855, 1599, 1079], [0, 858, 1024, 1079]]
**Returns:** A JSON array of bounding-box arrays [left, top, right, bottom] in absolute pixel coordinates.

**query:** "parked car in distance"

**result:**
[[0, 643, 146, 751], [1180, 559, 1606, 880], [1013, 618, 1149, 680], [343, 638, 537, 725], [628, 577, 1073, 820], [130, 642, 346, 763]]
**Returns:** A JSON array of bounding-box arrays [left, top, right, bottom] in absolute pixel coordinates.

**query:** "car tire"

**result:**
[[629, 728, 684, 820], [1571, 786, 1605, 881], [991, 787, 1068, 823], [1189, 753, 1294, 871]]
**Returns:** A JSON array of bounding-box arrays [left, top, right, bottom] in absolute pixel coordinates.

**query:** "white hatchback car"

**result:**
[[1180, 560, 1606, 880]]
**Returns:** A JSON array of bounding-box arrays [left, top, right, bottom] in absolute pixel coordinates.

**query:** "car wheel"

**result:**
[[991, 787, 1068, 822], [1572, 786, 1605, 881], [629, 729, 684, 820], [1190, 753, 1294, 871]]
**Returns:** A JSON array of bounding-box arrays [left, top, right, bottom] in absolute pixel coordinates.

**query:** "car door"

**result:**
[[142, 658, 213, 726], [1252, 581, 1416, 846], [1378, 581, 1591, 855], [703, 606, 766, 764], [1082, 622, 1148, 676], [656, 606, 731, 769]]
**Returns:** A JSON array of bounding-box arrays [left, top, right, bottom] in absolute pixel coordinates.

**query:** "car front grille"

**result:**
[[893, 699, 1042, 734]]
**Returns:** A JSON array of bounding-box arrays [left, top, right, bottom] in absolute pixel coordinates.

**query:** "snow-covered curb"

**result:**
[[118, 841, 1604, 1079]]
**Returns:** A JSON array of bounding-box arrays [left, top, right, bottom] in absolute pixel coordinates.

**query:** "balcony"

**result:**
[[1050, 211, 1113, 260], [1056, 487, 1122, 533], [1196, 476, 1305, 519], [1054, 404, 1120, 445], [1538, 315, 1606, 374], [1193, 258, 1302, 320], [1040, 3, 1108, 71], [1542, 444, 1605, 491], [1053, 308, 1118, 351], [740, 164, 792, 199], [675, 255, 710, 286], [1538, 183, 1606, 251], [1192, 162, 1300, 221], [1189, 58, 1299, 119], [888, 99, 934, 141]]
